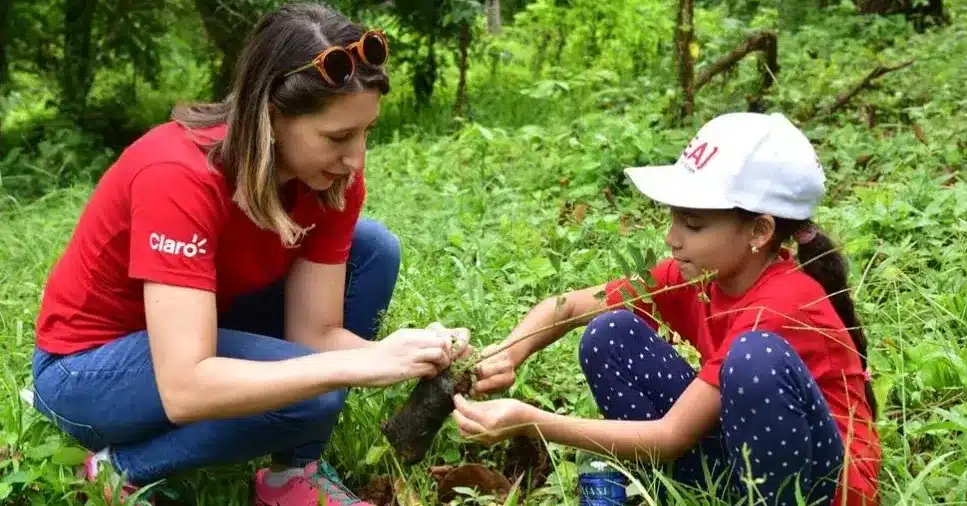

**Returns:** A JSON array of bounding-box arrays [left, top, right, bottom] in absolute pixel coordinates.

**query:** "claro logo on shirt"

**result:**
[[149, 233, 208, 258]]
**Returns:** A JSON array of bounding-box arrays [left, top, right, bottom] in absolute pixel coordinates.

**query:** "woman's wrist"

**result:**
[[314, 348, 370, 388]]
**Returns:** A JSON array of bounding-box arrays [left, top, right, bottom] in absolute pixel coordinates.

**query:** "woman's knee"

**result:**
[[352, 219, 402, 277], [273, 388, 349, 426]]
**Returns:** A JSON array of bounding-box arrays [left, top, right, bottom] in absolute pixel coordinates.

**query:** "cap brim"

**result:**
[[624, 165, 735, 210]]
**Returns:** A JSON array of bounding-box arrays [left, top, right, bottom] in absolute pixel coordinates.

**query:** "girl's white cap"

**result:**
[[624, 112, 825, 220]]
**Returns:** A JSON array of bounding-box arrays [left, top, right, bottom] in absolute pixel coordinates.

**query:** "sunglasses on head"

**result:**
[[283, 30, 389, 87]]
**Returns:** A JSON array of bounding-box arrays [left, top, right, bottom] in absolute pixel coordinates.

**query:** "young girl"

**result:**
[[30, 5, 464, 506], [453, 112, 881, 505]]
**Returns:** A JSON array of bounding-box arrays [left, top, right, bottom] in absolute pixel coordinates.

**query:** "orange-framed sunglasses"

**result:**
[[283, 30, 389, 87]]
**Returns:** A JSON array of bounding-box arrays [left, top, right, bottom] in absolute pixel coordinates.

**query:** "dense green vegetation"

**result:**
[[1, 0, 965, 504]]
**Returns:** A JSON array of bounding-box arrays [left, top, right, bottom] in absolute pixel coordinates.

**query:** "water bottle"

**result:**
[[577, 452, 628, 505]]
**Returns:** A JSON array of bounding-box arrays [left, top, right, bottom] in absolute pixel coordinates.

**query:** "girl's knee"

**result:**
[[725, 331, 791, 366], [579, 310, 649, 356], [720, 331, 790, 395]]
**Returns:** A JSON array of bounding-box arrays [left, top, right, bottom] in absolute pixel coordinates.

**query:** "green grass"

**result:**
[[4, 1, 967, 505]]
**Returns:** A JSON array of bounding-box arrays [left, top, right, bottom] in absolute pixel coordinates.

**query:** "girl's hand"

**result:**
[[451, 394, 535, 445], [470, 345, 517, 396]]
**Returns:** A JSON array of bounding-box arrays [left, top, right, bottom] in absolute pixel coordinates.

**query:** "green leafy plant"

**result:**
[[3, 0, 967, 504]]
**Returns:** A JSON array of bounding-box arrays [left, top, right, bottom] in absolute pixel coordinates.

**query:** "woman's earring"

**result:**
[[751, 244, 760, 254]]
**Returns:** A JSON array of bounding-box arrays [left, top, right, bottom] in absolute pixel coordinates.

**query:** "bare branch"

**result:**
[[694, 31, 778, 93], [813, 59, 915, 120]]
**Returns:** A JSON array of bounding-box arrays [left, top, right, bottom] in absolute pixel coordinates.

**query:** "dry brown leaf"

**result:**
[[394, 477, 424, 506], [602, 186, 616, 207], [429, 466, 454, 482], [855, 153, 874, 169], [913, 123, 928, 145], [943, 166, 959, 187], [437, 464, 513, 504], [619, 215, 631, 236]]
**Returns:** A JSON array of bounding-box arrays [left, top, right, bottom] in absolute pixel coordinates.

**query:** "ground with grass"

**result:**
[[2, 1, 967, 505]]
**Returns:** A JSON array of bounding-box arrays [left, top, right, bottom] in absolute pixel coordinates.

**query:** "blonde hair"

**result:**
[[171, 3, 389, 247]]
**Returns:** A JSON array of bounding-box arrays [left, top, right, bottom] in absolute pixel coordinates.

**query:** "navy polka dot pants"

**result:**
[[579, 310, 845, 505]]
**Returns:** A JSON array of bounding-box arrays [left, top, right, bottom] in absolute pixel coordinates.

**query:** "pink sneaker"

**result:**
[[252, 460, 374, 506], [82, 452, 156, 505]]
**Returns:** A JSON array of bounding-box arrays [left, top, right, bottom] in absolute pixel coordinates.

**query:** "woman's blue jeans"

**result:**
[[30, 219, 401, 485]]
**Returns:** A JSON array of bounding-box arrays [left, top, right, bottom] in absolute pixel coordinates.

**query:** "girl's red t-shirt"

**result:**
[[604, 250, 880, 506], [35, 121, 365, 355]]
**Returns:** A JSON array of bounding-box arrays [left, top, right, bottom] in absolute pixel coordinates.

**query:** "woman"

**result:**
[[30, 4, 462, 505], [454, 112, 881, 506]]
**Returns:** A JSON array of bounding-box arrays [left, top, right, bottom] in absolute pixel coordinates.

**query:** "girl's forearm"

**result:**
[[502, 296, 574, 363], [503, 286, 607, 364], [515, 380, 721, 463], [521, 407, 686, 463]]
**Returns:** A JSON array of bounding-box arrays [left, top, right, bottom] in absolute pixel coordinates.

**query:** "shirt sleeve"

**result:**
[[603, 258, 681, 332], [128, 163, 226, 291], [301, 173, 366, 265]]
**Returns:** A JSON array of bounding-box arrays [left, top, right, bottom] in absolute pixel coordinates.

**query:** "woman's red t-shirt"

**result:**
[[604, 250, 880, 506], [35, 121, 365, 355]]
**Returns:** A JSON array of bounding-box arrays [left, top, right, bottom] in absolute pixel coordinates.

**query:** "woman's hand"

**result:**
[[451, 394, 535, 445], [351, 327, 455, 387], [470, 344, 518, 396], [426, 322, 472, 360]]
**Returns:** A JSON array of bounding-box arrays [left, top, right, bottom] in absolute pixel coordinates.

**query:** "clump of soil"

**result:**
[[502, 436, 552, 490], [357, 475, 394, 506], [381, 365, 475, 465]]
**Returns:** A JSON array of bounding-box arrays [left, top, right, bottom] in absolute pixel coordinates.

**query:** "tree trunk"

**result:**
[[413, 36, 437, 110], [675, 0, 695, 118], [856, 0, 946, 24], [59, 0, 97, 122], [193, 0, 254, 100], [0, 0, 13, 93], [454, 22, 471, 117], [778, 0, 810, 31], [530, 32, 549, 78], [486, 0, 501, 34], [857, 0, 947, 30], [856, 0, 899, 13], [0, 0, 10, 146]]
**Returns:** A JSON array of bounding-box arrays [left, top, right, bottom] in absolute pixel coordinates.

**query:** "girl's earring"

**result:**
[[751, 244, 760, 254]]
